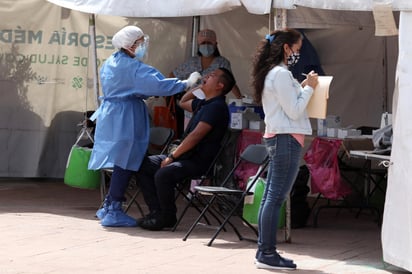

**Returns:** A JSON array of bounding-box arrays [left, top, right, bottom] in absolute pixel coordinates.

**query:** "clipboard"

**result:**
[[306, 76, 333, 119]]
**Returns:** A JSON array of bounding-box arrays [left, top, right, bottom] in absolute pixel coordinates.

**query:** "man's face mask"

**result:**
[[199, 44, 215, 57], [287, 51, 300, 68]]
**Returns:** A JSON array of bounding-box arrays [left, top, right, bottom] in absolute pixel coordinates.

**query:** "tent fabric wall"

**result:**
[[0, 2, 91, 177], [0, 1, 192, 177], [295, 27, 397, 128], [381, 11, 412, 273], [201, 8, 268, 100], [204, 7, 397, 127]]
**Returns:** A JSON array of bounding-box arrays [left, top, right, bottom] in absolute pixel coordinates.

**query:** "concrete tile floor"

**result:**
[[0, 179, 408, 274]]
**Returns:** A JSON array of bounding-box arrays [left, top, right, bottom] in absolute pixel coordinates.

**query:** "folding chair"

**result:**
[[99, 127, 174, 216], [147, 126, 175, 155], [171, 130, 232, 231], [123, 126, 174, 213], [182, 144, 269, 246]]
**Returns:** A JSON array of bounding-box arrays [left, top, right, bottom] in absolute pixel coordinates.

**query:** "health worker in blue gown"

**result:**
[[88, 25, 201, 227]]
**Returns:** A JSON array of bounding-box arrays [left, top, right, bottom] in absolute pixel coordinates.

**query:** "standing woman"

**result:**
[[251, 29, 318, 270]]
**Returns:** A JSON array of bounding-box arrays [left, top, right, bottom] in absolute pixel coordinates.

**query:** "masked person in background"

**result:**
[[251, 28, 318, 270], [88, 25, 201, 227], [169, 29, 242, 137]]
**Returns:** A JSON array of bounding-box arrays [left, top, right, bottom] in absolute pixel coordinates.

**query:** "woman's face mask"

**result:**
[[287, 51, 300, 68], [135, 43, 147, 60], [132, 35, 150, 61], [199, 44, 215, 57]]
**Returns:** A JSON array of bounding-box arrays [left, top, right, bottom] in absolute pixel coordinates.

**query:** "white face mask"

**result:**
[[199, 44, 215, 57]]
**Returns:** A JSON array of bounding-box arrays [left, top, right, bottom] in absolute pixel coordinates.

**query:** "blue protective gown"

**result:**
[[88, 51, 187, 171]]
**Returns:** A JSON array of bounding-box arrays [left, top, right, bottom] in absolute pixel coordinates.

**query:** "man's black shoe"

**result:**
[[137, 211, 157, 226], [140, 214, 177, 231]]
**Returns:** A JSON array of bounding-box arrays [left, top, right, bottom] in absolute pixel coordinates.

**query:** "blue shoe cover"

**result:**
[[96, 207, 107, 220], [101, 201, 137, 227], [96, 198, 110, 220]]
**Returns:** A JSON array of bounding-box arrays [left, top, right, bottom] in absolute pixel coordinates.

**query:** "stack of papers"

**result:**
[[306, 76, 333, 119]]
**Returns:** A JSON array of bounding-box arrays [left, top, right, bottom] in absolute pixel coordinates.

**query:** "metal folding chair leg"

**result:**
[[182, 190, 256, 246], [205, 194, 258, 246], [124, 188, 144, 216], [182, 144, 269, 246], [172, 179, 222, 231], [173, 188, 225, 232]]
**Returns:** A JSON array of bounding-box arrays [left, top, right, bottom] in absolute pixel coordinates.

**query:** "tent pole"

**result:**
[[89, 14, 100, 108], [383, 37, 388, 112], [274, 8, 287, 30], [273, 7, 291, 244], [191, 16, 200, 56]]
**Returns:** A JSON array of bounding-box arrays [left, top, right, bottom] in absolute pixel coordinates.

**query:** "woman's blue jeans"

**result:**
[[257, 134, 302, 254]]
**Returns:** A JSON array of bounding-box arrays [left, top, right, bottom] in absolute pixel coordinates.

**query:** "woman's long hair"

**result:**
[[251, 29, 302, 104]]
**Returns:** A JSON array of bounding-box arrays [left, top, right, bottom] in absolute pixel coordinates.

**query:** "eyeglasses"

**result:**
[[133, 35, 149, 47]]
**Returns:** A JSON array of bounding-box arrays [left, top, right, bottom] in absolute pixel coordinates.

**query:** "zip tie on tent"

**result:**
[[380, 160, 392, 168]]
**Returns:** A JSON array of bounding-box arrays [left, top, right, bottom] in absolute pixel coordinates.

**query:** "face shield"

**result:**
[[134, 35, 150, 61]]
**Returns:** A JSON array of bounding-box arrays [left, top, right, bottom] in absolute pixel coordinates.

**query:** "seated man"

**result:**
[[136, 67, 235, 230]]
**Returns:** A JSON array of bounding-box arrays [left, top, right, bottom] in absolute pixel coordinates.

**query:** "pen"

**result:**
[[301, 73, 308, 77]]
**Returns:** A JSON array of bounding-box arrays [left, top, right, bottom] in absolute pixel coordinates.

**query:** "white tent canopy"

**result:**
[[46, 0, 243, 17], [47, 0, 412, 16], [274, 0, 412, 11]]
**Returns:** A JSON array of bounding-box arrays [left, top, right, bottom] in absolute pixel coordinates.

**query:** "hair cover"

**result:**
[[112, 26, 144, 49], [197, 29, 217, 44]]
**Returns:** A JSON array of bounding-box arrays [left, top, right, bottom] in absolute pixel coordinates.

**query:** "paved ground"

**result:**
[[0, 179, 408, 274]]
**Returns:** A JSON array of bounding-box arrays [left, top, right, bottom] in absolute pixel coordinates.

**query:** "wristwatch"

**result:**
[[168, 153, 176, 161]]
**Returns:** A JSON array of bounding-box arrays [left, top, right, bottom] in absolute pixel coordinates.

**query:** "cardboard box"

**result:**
[[317, 118, 327, 136], [249, 120, 264, 131], [326, 115, 341, 128], [339, 129, 362, 139], [228, 105, 265, 120], [326, 127, 338, 138], [242, 97, 254, 104], [230, 112, 248, 129]]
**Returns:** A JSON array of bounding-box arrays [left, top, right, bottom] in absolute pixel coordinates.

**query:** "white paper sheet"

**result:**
[[306, 76, 333, 119]]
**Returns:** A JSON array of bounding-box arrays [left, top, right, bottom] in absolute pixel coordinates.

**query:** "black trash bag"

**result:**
[[290, 165, 311, 228]]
